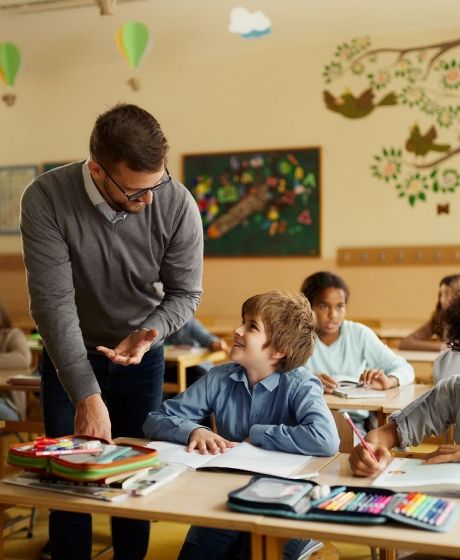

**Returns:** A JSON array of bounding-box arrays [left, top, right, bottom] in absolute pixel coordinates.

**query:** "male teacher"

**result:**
[[20, 103, 203, 560]]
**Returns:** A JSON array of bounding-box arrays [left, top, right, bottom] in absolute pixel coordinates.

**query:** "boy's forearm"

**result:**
[[365, 422, 400, 449]]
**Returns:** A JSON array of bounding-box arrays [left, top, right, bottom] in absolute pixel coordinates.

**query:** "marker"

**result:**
[[411, 496, 434, 520], [35, 448, 103, 457], [434, 501, 455, 526], [342, 412, 379, 464], [343, 491, 367, 511], [370, 494, 392, 514]]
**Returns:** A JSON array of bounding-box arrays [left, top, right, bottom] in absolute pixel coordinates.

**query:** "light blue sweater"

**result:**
[[306, 320, 414, 386]]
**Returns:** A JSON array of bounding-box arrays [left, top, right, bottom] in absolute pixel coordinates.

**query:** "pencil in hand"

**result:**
[[342, 412, 380, 465]]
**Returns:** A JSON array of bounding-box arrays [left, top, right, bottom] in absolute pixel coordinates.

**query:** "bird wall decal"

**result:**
[[405, 124, 451, 157], [323, 87, 397, 119]]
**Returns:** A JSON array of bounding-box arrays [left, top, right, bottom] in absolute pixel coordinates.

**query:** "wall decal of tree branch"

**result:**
[[322, 36, 460, 208]]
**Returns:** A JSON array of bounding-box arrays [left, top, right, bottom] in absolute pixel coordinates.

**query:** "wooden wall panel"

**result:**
[[338, 246, 460, 266]]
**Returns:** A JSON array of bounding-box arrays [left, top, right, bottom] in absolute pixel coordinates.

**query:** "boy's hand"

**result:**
[[96, 328, 158, 365], [317, 373, 338, 394], [210, 339, 229, 352], [187, 428, 236, 455], [349, 443, 391, 476], [423, 445, 460, 464], [359, 369, 398, 390]]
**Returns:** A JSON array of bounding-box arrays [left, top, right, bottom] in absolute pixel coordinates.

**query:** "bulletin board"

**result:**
[[0, 165, 38, 234], [183, 148, 321, 257]]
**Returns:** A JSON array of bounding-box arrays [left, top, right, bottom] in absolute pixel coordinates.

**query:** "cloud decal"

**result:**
[[228, 7, 271, 39]]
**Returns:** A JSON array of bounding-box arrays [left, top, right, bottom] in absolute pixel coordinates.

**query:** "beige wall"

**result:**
[[0, 0, 459, 326]]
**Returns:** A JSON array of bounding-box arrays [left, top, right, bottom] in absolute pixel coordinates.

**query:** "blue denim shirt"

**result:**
[[143, 362, 339, 456]]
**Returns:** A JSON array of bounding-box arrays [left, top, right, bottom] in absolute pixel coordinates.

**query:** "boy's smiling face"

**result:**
[[230, 314, 283, 376]]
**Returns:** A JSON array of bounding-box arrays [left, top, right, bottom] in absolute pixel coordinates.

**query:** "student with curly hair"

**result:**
[[433, 295, 460, 383]]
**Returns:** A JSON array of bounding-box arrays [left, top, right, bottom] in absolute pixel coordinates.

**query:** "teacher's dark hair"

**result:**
[[89, 103, 169, 173]]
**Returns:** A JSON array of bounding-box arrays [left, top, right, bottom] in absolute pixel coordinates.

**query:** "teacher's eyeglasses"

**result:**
[[98, 162, 172, 201]]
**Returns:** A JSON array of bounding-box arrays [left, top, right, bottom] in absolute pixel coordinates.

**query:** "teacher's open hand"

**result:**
[[96, 328, 159, 365]]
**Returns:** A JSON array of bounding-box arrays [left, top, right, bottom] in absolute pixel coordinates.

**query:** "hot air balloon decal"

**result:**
[[0, 42, 21, 107], [115, 21, 151, 91]]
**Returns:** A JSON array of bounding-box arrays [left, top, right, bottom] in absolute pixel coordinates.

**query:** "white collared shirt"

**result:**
[[82, 159, 127, 224]]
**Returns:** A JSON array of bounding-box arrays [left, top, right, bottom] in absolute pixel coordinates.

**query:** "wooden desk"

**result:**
[[0, 470, 260, 560], [164, 347, 227, 393], [0, 369, 44, 435], [396, 350, 440, 363], [395, 350, 439, 384], [0, 438, 335, 560], [375, 326, 414, 348], [256, 453, 460, 560], [2, 450, 458, 559], [324, 387, 401, 426], [382, 383, 431, 417]]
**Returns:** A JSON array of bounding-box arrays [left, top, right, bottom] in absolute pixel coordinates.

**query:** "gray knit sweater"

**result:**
[[20, 161, 203, 404]]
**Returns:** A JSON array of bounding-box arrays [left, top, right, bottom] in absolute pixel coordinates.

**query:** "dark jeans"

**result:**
[[40, 346, 165, 560], [177, 526, 311, 560]]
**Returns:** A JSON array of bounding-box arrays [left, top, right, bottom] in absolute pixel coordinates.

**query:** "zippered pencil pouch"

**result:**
[[227, 475, 459, 532], [8, 435, 159, 482]]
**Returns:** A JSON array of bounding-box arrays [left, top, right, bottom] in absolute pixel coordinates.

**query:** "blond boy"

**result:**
[[144, 290, 339, 560]]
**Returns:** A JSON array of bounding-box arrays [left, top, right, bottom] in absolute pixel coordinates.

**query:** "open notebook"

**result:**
[[332, 387, 386, 399], [372, 457, 460, 494], [146, 441, 322, 479], [331, 375, 386, 399]]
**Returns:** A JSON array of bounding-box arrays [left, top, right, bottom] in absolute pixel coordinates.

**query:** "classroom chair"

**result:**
[[330, 411, 378, 560], [330, 410, 354, 453]]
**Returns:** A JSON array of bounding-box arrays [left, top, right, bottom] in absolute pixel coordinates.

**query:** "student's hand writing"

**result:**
[[359, 369, 398, 390], [423, 445, 460, 464], [210, 339, 229, 352], [317, 373, 338, 394], [96, 328, 159, 365], [75, 394, 113, 442], [187, 428, 236, 455], [349, 443, 391, 476]]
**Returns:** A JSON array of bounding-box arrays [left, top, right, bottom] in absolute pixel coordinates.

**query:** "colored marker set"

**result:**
[[311, 485, 459, 532], [390, 492, 455, 527], [228, 476, 458, 533], [318, 490, 392, 515]]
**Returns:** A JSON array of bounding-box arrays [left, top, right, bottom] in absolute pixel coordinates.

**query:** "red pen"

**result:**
[[342, 412, 380, 464]]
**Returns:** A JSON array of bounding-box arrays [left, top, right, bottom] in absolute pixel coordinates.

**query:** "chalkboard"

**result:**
[[183, 147, 320, 257]]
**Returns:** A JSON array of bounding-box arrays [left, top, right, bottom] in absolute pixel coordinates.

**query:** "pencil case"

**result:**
[[8, 435, 159, 482], [227, 475, 459, 532]]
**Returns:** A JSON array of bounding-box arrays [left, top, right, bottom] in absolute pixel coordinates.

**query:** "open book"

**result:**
[[146, 441, 321, 479], [332, 387, 386, 399], [4, 472, 128, 502], [372, 457, 460, 494], [331, 375, 386, 399]]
